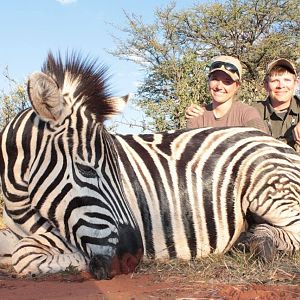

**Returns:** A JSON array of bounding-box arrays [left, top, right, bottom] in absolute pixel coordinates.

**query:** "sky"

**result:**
[[0, 0, 199, 134]]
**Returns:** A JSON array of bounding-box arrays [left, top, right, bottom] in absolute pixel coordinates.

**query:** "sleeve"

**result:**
[[186, 117, 200, 129], [243, 106, 270, 134]]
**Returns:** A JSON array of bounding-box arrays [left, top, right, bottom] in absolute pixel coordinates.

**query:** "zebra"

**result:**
[[113, 128, 300, 262], [1, 52, 300, 279], [0, 52, 143, 279]]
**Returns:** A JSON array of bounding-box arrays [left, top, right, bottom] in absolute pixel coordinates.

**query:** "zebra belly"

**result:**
[[120, 170, 245, 260]]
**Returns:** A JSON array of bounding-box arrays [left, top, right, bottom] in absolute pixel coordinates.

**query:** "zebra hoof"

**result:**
[[89, 255, 112, 280], [232, 231, 252, 252], [249, 236, 276, 263]]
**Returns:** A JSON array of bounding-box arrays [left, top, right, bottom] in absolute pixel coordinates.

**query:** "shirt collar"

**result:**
[[265, 96, 298, 117], [289, 96, 299, 115]]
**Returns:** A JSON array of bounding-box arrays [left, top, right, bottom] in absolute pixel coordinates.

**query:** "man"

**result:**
[[186, 55, 267, 132], [186, 57, 300, 150], [253, 58, 300, 150]]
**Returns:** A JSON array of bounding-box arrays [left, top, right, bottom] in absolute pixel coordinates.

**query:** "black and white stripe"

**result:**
[[1, 51, 300, 279], [0, 52, 143, 279], [114, 126, 300, 260]]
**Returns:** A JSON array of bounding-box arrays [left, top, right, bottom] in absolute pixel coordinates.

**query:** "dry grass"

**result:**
[[0, 192, 300, 285], [0, 234, 300, 285], [136, 250, 300, 286]]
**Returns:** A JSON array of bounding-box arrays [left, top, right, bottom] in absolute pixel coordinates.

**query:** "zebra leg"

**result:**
[[12, 231, 88, 276], [248, 222, 300, 262], [246, 171, 300, 262], [249, 232, 276, 262], [232, 226, 277, 262], [3, 204, 89, 274], [234, 212, 300, 262], [232, 231, 252, 252], [0, 228, 20, 265]]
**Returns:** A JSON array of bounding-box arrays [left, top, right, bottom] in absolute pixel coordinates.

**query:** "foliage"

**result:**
[[60, 265, 81, 276], [138, 50, 209, 130], [110, 0, 300, 131], [0, 69, 31, 130]]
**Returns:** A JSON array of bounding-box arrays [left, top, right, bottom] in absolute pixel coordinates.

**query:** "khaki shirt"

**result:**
[[253, 96, 300, 150]]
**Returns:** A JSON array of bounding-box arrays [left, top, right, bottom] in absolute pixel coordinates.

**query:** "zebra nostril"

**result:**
[[120, 252, 140, 274]]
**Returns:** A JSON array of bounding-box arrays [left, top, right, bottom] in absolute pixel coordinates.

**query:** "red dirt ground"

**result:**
[[1, 271, 300, 300]]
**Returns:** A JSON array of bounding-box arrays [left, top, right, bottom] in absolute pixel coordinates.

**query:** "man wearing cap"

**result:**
[[186, 55, 267, 132], [253, 58, 300, 150]]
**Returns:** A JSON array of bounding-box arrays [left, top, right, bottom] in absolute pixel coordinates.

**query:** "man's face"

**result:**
[[265, 71, 298, 105], [208, 71, 240, 104]]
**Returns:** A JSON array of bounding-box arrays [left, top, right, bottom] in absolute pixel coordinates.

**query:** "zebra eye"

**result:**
[[76, 163, 98, 178]]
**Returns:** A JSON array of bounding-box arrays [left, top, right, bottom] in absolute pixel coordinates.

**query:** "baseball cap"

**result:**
[[208, 55, 242, 82], [266, 58, 297, 77]]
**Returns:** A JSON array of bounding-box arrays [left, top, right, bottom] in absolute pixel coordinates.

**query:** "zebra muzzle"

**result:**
[[89, 224, 144, 279], [111, 248, 143, 277], [89, 249, 143, 280]]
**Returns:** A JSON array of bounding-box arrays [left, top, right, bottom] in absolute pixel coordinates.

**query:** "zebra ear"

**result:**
[[28, 72, 64, 122], [104, 94, 131, 120]]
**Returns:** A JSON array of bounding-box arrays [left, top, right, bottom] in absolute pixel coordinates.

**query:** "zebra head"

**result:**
[[26, 51, 143, 279]]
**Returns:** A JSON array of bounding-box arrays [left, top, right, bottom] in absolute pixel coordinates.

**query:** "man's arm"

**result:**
[[185, 103, 205, 129], [244, 118, 269, 134], [293, 123, 300, 145], [244, 106, 269, 134]]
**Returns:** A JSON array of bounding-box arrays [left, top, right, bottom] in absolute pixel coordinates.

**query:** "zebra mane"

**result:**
[[41, 51, 118, 121]]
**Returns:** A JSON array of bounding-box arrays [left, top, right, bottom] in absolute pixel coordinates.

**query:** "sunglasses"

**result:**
[[209, 61, 240, 79]]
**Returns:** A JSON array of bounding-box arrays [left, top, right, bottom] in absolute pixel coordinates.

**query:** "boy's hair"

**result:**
[[264, 58, 297, 82], [265, 65, 297, 83]]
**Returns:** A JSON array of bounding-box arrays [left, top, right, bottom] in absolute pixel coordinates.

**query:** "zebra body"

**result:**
[[0, 53, 143, 279], [114, 127, 300, 260]]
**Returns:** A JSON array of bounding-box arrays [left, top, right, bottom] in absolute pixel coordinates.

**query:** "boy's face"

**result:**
[[265, 70, 298, 105]]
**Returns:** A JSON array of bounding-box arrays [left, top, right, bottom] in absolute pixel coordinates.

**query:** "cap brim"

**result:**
[[267, 59, 297, 75]]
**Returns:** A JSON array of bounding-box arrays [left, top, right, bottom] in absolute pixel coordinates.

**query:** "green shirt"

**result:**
[[253, 96, 300, 149]]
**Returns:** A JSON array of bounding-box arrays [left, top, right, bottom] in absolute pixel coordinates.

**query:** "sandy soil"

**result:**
[[1, 270, 300, 300]]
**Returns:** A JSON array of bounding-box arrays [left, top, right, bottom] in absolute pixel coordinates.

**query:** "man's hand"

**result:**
[[293, 122, 300, 145], [185, 103, 204, 119]]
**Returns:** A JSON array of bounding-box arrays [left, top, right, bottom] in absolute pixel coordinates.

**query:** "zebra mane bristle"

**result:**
[[41, 50, 118, 121]]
